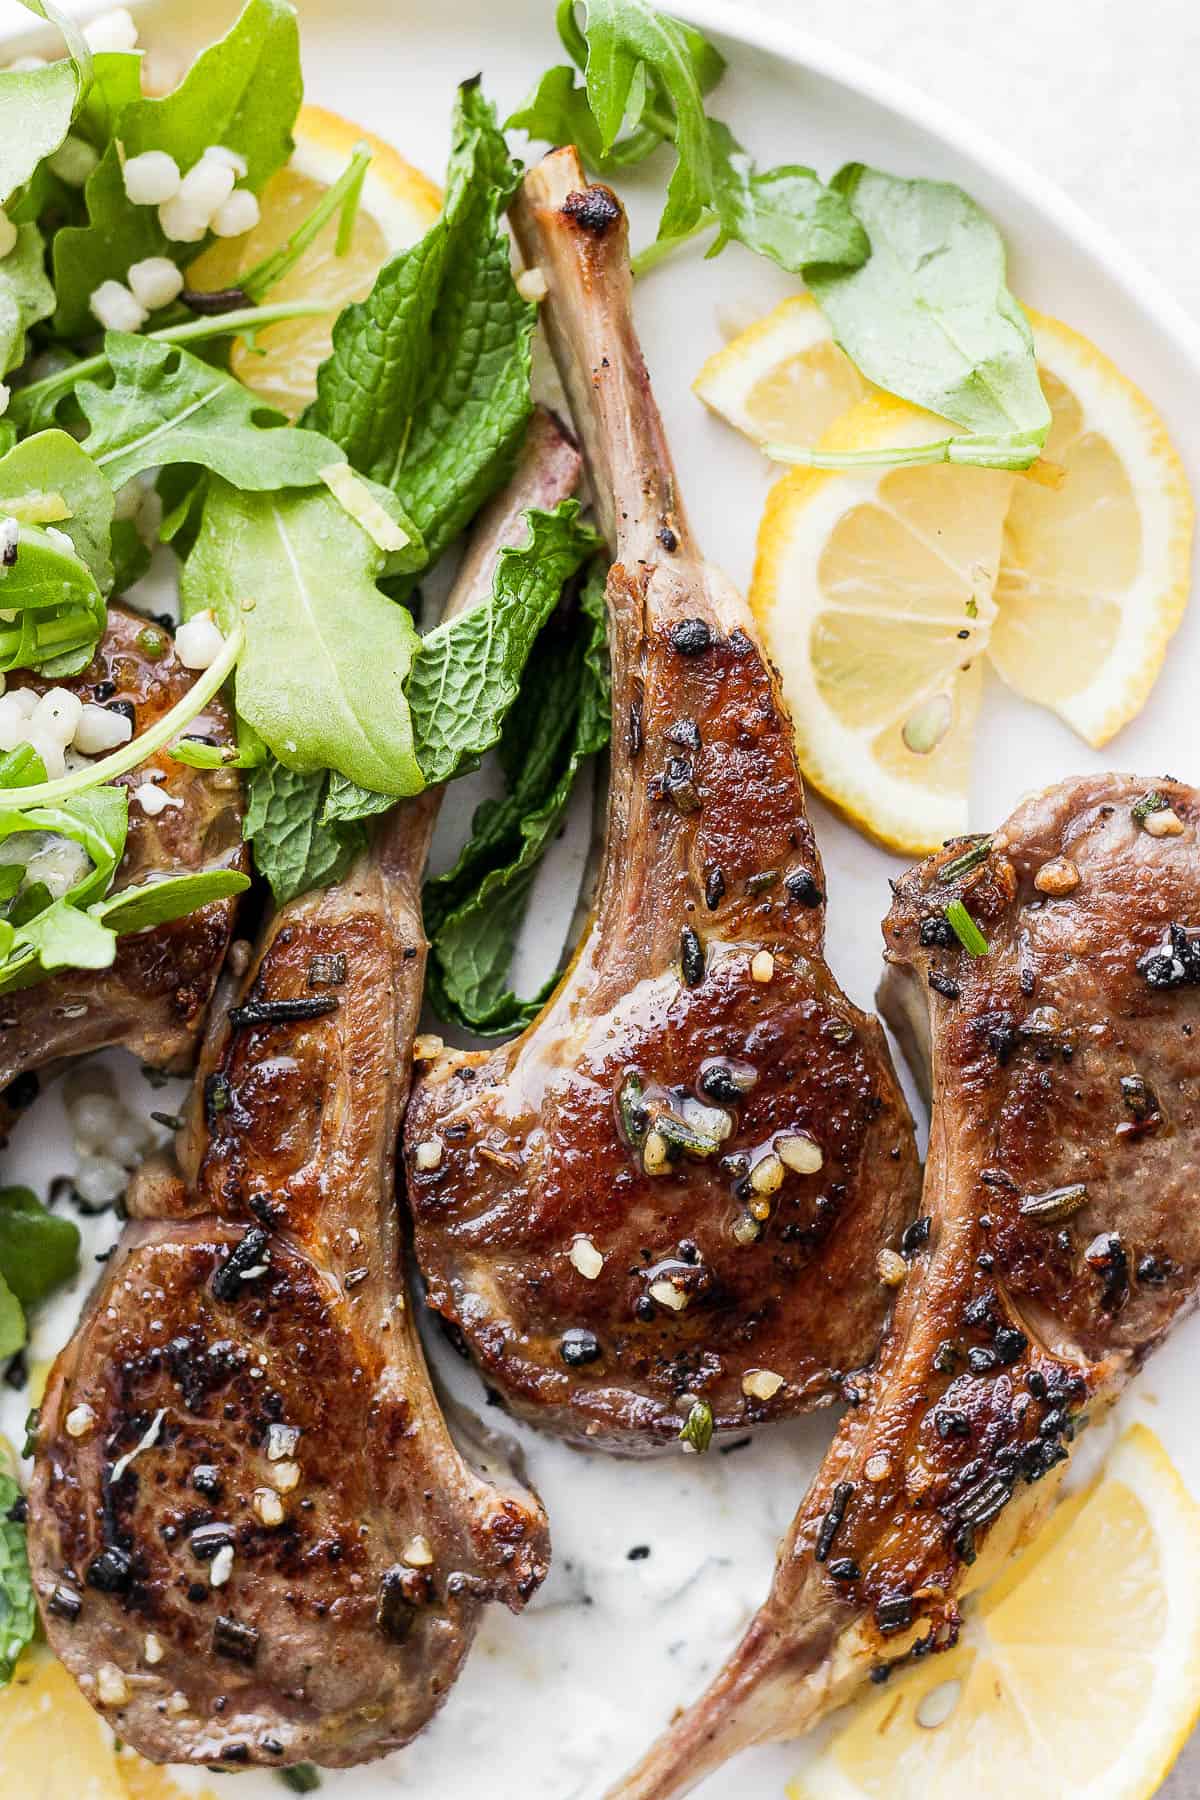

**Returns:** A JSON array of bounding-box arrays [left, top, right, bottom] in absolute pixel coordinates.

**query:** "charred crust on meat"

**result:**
[[629, 696, 644, 757], [928, 970, 961, 1000], [86, 1544, 133, 1593], [227, 994, 340, 1030], [704, 866, 725, 910], [668, 618, 712, 657], [210, 1227, 271, 1301], [560, 1327, 602, 1367], [814, 1481, 853, 1563], [307, 952, 347, 987], [658, 525, 678, 553], [561, 185, 621, 234], [212, 1614, 259, 1664], [785, 870, 823, 908], [680, 927, 705, 988]]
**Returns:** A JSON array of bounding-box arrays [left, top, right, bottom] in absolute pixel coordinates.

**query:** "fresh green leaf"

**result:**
[[678, 1396, 713, 1452], [704, 121, 868, 272], [426, 560, 610, 1034], [0, 429, 116, 595], [0, 224, 55, 377], [0, 1185, 80, 1307], [0, 513, 105, 676], [76, 332, 346, 491], [181, 480, 423, 795], [307, 79, 535, 572], [110, 517, 151, 593], [581, 0, 718, 239], [409, 500, 601, 785], [119, 0, 301, 188], [93, 867, 250, 935], [74, 48, 141, 146], [245, 760, 366, 904], [507, 62, 662, 172], [322, 500, 600, 824], [0, 1276, 23, 1361], [805, 165, 1050, 459], [0, 1466, 36, 1683], [0, 0, 92, 206], [49, 0, 302, 337]]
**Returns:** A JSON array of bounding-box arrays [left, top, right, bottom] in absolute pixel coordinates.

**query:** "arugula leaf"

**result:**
[[802, 165, 1050, 460], [0, 1279, 22, 1361], [307, 79, 535, 571], [426, 560, 610, 1034], [244, 760, 366, 905], [320, 499, 601, 825], [50, 0, 302, 338], [76, 332, 346, 491], [93, 867, 250, 934], [0, 515, 105, 677], [0, 225, 55, 377], [110, 517, 151, 594], [0, 429, 116, 595], [0, 1185, 79, 1307], [0, 0, 91, 206], [705, 122, 869, 269], [512, 2, 865, 274], [75, 47, 141, 146], [182, 480, 423, 795], [0, 1467, 36, 1683]]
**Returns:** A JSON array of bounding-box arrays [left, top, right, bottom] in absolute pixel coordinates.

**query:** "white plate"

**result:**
[[3, 2, 1200, 1796]]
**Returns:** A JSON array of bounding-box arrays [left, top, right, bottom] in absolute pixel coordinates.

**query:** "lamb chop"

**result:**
[[402, 148, 920, 1453], [611, 771, 1200, 1799], [25, 417, 579, 1769], [0, 603, 246, 1139]]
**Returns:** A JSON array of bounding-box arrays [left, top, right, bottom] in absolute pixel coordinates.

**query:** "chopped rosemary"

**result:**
[[944, 899, 989, 957], [678, 1397, 714, 1454], [1131, 790, 1169, 823], [937, 837, 992, 884]]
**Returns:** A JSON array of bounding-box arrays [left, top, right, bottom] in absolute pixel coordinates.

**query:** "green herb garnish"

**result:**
[[1132, 791, 1169, 823], [0, 1467, 36, 1685], [937, 837, 993, 884], [944, 898, 989, 957], [678, 1398, 714, 1454]]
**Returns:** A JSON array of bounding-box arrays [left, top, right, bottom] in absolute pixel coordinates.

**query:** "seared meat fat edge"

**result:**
[[24, 416, 579, 1770], [610, 772, 1200, 1800], [403, 147, 920, 1452], [0, 604, 246, 1140]]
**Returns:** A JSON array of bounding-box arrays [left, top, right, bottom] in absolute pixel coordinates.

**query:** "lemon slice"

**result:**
[[988, 311, 1194, 746], [789, 1424, 1200, 1800], [0, 1646, 219, 1798], [751, 394, 1014, 853], [694, 294, 871, 449], [190, 103, 442, 416]]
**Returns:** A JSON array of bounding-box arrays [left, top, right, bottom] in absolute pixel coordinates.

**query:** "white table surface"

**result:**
[[2, 0, 1199, 1793]]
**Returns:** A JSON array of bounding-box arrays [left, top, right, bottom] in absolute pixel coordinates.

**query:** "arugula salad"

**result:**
[[0, 0, 1056, 1700]]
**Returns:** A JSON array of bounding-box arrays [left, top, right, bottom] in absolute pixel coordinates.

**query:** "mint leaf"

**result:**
[[426, 560, 610, 1034], [0, 429, 116, 595], [49, 0, 301, 338], [0, 0, 91, 206], [245, 760, 366, 904], [0, 1467, 35, 1683], [805, 165, 1050, 455], [182, 480, 424, 795], [0, 1185, 79, 1307], [0, 225, 55, 377], [308, 79, 535, 571], [410, 500, 601, 785], [321, 499, 600, 825], [76, 332, 345, 491]]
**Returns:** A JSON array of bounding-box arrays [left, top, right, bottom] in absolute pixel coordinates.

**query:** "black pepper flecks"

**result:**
[[669, 618, 712, 656], [680, 927, 705, 988]]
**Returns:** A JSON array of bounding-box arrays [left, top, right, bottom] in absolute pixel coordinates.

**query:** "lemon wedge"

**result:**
[[751, 394, 1013, 852], [988, 311, 1193, 746], [190, 102, 442, 416], [789, 1424, 1200, 1800], [694, 294, 871, 449]]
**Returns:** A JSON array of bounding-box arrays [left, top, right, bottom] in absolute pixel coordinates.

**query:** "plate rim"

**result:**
[[652, 0, 1200, 375]]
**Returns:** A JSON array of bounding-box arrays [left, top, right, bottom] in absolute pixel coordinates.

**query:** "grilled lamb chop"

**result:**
[[0, 604, 245, 1138], [611, 772, 1200, 1799], [401, 148, 920, 1453], [25, 419, 579, 1769]]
